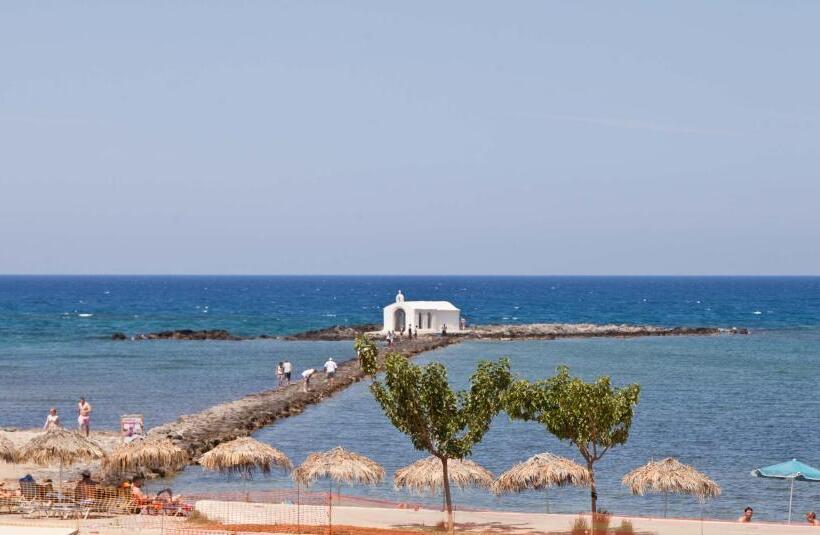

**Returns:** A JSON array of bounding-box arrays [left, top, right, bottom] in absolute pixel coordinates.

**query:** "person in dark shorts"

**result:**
[[283, 360, 292, 384]]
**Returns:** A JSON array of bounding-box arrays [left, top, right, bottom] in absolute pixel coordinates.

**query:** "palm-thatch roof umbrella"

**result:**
[[395, 455, 494, 526], [0, 435, 16, 464], [293, 446, 384, 488], [17, 428, 106, 492], [103, 437, 188, 477], [199, 437, 292, 479], [199, 437, 292, 504], [293, 446, 384, 528], [493, 452, 591, 512], [394, 456, 494, 496], [622, 458, 721, 518]]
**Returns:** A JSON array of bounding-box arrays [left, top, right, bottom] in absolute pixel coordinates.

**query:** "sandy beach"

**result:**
[[2, 499, 815, 535], [0, 429, 120, 486]]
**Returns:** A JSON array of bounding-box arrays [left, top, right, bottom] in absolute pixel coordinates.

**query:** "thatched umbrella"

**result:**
[[394, 456, 493, 531], [199, 437, 292, 479], [17, 428, 105, 492], [293, 446, 384, 488], [622, 458, 721, 517], [103, 437, 188, 476], [0, 435, 16, 463], [493, 452, 591, 512], [293, 446, 384, 528], [394, 456, 494, 495]]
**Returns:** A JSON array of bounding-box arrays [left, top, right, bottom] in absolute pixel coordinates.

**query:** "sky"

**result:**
[[1, 1, 818, 275]]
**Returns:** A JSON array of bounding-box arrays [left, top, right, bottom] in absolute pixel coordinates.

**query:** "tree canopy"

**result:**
[[505, 365, 640, 514], [370, 352, 512, 527]]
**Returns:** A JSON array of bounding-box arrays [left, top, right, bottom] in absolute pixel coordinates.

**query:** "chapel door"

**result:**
[[394, 309, 406, 332]]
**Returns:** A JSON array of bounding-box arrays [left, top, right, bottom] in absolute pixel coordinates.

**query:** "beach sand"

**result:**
[[0, 428, 120, 486], [195, 500, 817, 535]]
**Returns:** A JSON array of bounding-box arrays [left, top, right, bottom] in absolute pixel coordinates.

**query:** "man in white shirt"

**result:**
[[282, 361, 293, 384], [301, 368, 316, 392], [323, 357, 338, 385]]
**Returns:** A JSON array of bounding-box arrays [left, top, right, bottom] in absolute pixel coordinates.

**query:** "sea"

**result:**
[[1, 276, 819, 521]]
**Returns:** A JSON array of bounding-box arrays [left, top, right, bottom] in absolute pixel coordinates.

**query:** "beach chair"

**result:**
[[0, 494, 20, 514], [18, 480, 52, 518], [160, 499, 193, 517]]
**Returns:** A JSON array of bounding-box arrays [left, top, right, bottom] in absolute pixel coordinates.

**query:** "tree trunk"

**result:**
[[587, 460, 597, 514], [441, 457, 454, 533], [587, 460, 597, 535]]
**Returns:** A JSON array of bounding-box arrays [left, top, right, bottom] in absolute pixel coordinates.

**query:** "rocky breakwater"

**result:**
[[112, 329, 246, 341], [148, 335, 459, 458], [468, 323, 749, 339]]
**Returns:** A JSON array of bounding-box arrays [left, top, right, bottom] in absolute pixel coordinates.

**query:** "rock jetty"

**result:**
[[146, 321, 747, 460], [468, 323, 749, 339], [112, 329, 244, 341], [149, 335, 460, 457], [114, 322, 747, 342]]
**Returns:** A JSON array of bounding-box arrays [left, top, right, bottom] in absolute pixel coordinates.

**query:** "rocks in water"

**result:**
[[111, 324, 380, 341], [285, 324, 381, 341], [468, 323, 748, 339], [112, 329, 245, 341], [113, 322, 749, 343], [145, 329, 241, 341]]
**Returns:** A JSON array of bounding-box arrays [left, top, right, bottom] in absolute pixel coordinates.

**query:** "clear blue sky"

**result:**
[[1, 2, 818, 275]]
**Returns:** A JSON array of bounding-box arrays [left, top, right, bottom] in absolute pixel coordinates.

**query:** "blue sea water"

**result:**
[[1, 276, 819, 521]]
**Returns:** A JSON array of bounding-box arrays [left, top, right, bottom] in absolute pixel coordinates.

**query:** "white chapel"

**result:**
[[382, 290, 462, 334]]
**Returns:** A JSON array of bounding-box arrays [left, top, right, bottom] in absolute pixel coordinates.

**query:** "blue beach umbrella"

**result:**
[[751, 459, 820, 523]]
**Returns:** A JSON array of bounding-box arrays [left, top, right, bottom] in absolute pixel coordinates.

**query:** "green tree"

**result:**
[[370, 353, 512, 529], [505, 365, 640, 515], [354, 334, 379, 375]]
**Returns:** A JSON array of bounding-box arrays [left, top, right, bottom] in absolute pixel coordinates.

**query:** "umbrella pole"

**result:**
[[788, 478, 794, 524], [328, 479, 333, 535], [664, 491, 668, 518]]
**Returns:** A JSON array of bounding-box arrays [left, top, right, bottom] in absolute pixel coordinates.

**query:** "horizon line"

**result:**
[[1, 273, 819, 278]]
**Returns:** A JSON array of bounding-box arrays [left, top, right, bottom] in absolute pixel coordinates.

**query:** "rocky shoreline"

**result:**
[[467, 323, 749, 339], [113, 322, 749, 342]]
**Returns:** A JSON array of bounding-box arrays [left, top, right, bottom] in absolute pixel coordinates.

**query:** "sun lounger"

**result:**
[[18, 481, 53, 518]]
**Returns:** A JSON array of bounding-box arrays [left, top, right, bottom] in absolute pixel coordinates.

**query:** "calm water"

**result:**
[[1, 276, 819, 521]]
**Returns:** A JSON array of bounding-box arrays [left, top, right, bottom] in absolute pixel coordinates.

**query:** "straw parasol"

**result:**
[[394, 456, 494, 495], [104, 437, 188, 476], [0, 435, 16, 463], [293, 446, 384, 529], [17, 428, 106, 491], [199, 437, 292, 479], [493, 452, 591, 513], [622, 458, 721, 517], [293, 446, 384, 487]]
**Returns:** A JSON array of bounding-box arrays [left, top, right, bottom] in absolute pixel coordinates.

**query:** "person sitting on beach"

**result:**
[[807, 512, 817, 525], [301, 368, 316, 392], [155, 487, 186, 505], [43, 407, 61, 431], [323, 357, 337, 385], [0, 481, 20, 500], [130, 479, 149, 502], [738, 506, 754, 522], [74, 470, 98, 501], [37, 479, 55, 500]]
